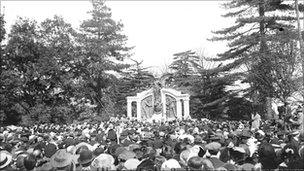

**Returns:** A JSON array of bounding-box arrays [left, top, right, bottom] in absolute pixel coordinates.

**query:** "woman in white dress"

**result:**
[[251, 112, 261, 130]]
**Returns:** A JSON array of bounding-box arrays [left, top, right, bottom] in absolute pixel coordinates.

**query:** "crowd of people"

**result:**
[[0, 115, 304, 171]]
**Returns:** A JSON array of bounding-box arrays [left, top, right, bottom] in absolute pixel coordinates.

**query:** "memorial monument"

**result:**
[[126, 80, 190, 121]]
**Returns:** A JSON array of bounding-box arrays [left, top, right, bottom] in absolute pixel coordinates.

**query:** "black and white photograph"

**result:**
[[0, 0, 304, 170]]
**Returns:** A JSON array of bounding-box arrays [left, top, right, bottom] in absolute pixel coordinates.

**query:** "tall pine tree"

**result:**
[[75, 0, 131, 118], [210, 0, 297, 117]]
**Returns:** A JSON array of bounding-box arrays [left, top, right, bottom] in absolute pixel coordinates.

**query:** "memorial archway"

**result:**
[[126, 88, 190, 120]]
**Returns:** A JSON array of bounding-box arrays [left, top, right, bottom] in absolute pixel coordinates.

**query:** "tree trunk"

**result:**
[[258, 0, 271, 119]]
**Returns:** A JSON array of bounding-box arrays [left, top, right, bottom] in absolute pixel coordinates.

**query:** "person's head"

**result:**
[[33, 149, 42, 159], [161, 159, 181, 171], [174, 142, 187, 155], [75, 145, 89, 155], [23, 154, 37, 171], [123, 158, 141, 170], [154, 155, 166, 169], [258, 142, 278, 169], [136, 159, 157, 171], [160, 145, 174, 159], [188, 156, 204, 170], [281, 144, 300, 166], [50, 149, 74, 171], [78, 149, 94, 167], [205, 142, 221, 157]]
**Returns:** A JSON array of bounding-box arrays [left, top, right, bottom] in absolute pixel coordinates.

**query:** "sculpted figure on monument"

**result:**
[[153, 81, 163, 114], [141, 96, 153, 119], [166, 95, 177, 118]]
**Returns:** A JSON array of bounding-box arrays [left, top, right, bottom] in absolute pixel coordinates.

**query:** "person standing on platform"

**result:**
[[251, 112, 261, 131], [289, 106, 304, 131]]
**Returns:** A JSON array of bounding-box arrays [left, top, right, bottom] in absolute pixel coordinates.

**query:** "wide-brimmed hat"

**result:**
[[50, 149, 73, 168], [161, 158, 181, 170], [239, 163, 255, 170], [118, 150, 136, 161], [232, 146, 246, 153], [205, 142, 221, 152], [91, 153, 115, 169], [124, 158, 141, 170], [66, 145, 76, 154], [114, 146, 126, 157], [77, 149, 94, 165], [0, 150, 12, 169], [75, 142, 93, 154]]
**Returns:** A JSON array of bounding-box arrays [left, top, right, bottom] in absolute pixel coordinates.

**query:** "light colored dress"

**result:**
[[251, 113, 261, 130]]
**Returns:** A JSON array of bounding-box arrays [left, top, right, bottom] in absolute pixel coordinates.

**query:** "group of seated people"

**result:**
[[0, 116, 304, 171]]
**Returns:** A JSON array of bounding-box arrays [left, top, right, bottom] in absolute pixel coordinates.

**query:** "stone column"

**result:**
[[127, 100, 132, 119], [176, 99, 182, 119], [183, 98, 190, 119], [136, 100, 141, 120]]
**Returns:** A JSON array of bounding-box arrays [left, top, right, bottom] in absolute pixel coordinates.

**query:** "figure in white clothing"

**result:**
[[251, 112, 261, 130], [289, 107, 303, 131]]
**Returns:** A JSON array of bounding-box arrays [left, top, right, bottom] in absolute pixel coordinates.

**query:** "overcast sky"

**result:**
[[1, 1, 234, 73]]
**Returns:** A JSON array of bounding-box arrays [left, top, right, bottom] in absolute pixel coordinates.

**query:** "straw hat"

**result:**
[[118, 150, 136, 161], [0, 150, 12, 169], [124, 158, 141, 170], [50, 149, 73, 168], [75, 142, 93, 154], [91, 153, 115, 169], [161, 159, 181, 170]]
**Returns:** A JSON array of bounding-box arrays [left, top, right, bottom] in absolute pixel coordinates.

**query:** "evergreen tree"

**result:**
[[75, 0, 131, 118], [168, 50, 243, 119], [169, 50, 200, 90], [210, 0, 298, 117]]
